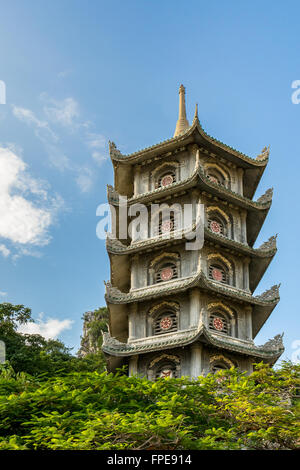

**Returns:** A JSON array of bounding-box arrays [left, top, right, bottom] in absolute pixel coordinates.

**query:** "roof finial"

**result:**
[[193, 103, 199, 122], [174, 84, 190, 137]]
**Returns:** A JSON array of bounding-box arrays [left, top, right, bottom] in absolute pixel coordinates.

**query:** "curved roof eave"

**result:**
[[102, 325, 283, 363], [105, 272, 280, 308], [107, 168, 273, 213], [106, 229, 277, 261], [109, 118, 269, 170]]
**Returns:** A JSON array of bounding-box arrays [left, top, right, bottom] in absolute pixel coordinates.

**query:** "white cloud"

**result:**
[[0, 147, 63, 256], [12, 105, 58, 143], [76, 167, 94, 193], [57, 69, 72, 79], [86, 132, 106, 149], [0, 244, 10, 257], [11, 105, 70, 171], [91, 151, 107, 166], [0, 291, 7, 297], [45, 144, 72, 171], [18, 316, 73, 340], [86, 133, 108, 166], [12, 95, 108, 191], [42, 96, 80, 129]]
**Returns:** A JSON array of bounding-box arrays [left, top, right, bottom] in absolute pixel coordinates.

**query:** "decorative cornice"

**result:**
[[106, 219, 202, 254], [107, 165, 273, 212], [104, 271, 280, 306], [199, 169, 273, 210], [102, 323, 284, 361], [205, 230, 277, 257], [106, 226, 276, 263], [108, 119, 269, 168]]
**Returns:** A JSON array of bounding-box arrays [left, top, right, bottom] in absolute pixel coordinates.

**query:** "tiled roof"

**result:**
[[106, 228, 277, 258], [109, 118, 269, 167], [105, 271, 280, 306], [107, 166, 273, 211], [102, 323, 284, 361]]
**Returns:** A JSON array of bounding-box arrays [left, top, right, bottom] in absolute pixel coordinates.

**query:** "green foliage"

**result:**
[[78, 306, 109, 356], [1, 303, 298, 450], [0, 362, 298, 450], [0, 302, 106, 377], [0, 303, 32, 327]]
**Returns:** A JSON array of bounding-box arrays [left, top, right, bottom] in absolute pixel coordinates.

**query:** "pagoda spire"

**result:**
[[193, 103, 199, 122], [174, 84, 190, 137]]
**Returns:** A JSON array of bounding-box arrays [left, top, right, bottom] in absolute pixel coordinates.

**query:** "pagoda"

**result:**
[[102, 85, 284, 379]]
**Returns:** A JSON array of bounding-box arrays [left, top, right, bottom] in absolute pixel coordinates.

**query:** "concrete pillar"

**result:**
[[129, 355, 139, 376], [133, 165, 141, 196], [147, 315, 152, 337], [141, 311, 147, 338], [190, 343, 202, 378], [231, 316, 237, 338], [191, 188, 200, 225], [245, 306, 253, 340], [189, 288, 201, 327], [149, 267, 155, 285], [243, 257, 250, 290], [130, 254, 139, 289], [240, 210, 247, 244], [233, 215, 239, 242], [128, 303, 138, 340], [237, 167, 244, 196]]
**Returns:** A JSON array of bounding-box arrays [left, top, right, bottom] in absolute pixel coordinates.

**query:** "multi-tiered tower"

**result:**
[[102, 85, 284, 379]]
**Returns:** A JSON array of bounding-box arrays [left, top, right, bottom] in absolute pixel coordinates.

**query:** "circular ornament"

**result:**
[[160, 316, 173, 330], [161, 220, 174, 233], [213, 317, 224, 331], [161, 174, 174, 187], [160, 267, 174, 281], [212, 268, 223, 282], [210, 220, 221, 234], [208, 175, 218, 184], [160, 369, 173, 378]]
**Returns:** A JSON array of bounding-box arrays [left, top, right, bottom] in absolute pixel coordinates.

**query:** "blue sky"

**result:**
[[0, 0, 299, 362]]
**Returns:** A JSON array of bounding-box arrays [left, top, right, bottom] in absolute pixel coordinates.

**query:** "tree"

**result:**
[[0, 362, 298, 450], [0, 303, 106, 376]]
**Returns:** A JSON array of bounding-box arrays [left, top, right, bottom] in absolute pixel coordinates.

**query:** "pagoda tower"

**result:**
[[102, 85, 284, 379]]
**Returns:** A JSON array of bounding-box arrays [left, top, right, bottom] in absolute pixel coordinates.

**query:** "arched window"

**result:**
[[157, 212, 180, 236], [151, 205, 182, 238], [207, 213, 226, 236], [211, 362, 229, 374], [209, 355, 236, 374], [208, 262, 229, 284], [148, 354, 181, 380], [154, 310, 178, 335], [155, 262, 178, 283], [149, 253, 180, 286], [158, 170, 177, 188], [155, 361, 178, 379], [206, 169, 225, 186], [209, 311, 230, 335]]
